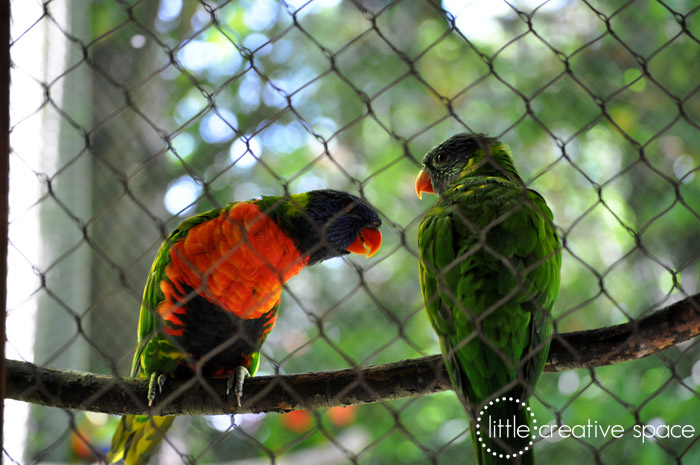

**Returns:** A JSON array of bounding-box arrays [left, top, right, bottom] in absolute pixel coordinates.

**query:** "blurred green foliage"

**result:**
[[34, 0, 700, 463]]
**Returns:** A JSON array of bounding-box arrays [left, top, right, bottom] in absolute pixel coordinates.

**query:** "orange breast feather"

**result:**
[[158, 203, 308, 331]]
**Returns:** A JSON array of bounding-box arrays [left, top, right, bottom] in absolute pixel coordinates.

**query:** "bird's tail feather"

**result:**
[[107, 414, 175, 465], [469, 397, 535, 465]]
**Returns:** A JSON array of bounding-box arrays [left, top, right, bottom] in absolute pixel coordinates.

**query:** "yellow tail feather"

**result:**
[[108, 414, 175, 465]]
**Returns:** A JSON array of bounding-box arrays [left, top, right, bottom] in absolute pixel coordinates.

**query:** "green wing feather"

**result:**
[[132, 208, 226, 378], [419, 176, 560, 464], [109, 208, 227, 465]]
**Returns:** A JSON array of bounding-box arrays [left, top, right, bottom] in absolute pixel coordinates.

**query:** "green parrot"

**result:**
[[415, 133, 561, 464], [108, 189, 382, 465]]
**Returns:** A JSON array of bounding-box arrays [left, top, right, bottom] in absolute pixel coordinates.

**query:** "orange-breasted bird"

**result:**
[[108, 189, 382, 465]]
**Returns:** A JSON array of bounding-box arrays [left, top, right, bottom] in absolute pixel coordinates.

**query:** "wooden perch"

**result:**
[[5, 293, 699, 416]]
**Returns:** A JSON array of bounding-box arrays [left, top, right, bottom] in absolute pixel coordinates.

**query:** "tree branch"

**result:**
[[5, 293, 699, 416]]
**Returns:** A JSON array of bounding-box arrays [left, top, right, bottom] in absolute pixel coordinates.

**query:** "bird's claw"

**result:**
[[147, 373, 167, 407], [227, 366, 250, 407]]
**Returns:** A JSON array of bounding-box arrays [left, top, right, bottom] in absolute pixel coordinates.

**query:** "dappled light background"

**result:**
[[6, 0, 700, 464]]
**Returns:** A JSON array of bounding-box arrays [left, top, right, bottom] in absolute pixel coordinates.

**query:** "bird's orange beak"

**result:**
[[415, 169, 434, 199], [346, 227, 382, 258]]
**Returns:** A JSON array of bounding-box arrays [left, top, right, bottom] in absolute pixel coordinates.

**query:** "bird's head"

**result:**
[[415, 133, 520, 198], [285, 189, 382, 265]]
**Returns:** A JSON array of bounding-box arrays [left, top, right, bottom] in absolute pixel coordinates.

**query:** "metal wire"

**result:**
[[7, 0, 700, 464]]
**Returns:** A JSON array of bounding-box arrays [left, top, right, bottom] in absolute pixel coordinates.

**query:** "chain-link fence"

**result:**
[[6, 0, 700, 464]]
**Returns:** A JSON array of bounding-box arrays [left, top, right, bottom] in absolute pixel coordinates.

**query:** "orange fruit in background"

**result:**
[[70, 431, 94, 461], [327, 405, 356, 427], [280, 409, 314, 433]]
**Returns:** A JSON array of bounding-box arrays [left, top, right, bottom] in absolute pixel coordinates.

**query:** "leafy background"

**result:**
[[7, 0, 700, 464]]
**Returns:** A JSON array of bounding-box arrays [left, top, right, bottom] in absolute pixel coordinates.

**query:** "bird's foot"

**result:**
[[226, 366, 250, 407], [148, 373, 167, 406]]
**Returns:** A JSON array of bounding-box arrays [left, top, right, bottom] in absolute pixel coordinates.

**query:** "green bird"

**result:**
[[108, 189, 382, 465], [415, 134, 561, 464]]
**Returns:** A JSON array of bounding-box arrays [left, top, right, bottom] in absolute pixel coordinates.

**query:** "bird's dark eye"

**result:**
[[435, 152, 448, 165]]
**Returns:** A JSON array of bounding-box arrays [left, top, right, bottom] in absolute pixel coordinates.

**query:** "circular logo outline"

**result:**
[[475, 396, 537, 460]]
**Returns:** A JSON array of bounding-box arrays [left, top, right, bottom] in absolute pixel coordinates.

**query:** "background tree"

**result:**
[[7, 1, 700, 464]]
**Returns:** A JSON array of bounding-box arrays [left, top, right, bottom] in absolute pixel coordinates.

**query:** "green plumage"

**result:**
[[108, 208, 222, 465], [417, 134, 561, 464]]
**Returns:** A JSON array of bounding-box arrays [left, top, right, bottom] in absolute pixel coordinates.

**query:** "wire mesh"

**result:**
[[6, 0, 700, 464]]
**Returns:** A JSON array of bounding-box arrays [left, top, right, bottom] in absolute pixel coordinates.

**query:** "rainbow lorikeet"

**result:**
[[108, 189, 382, 465], [415, 134, 561, 464]]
